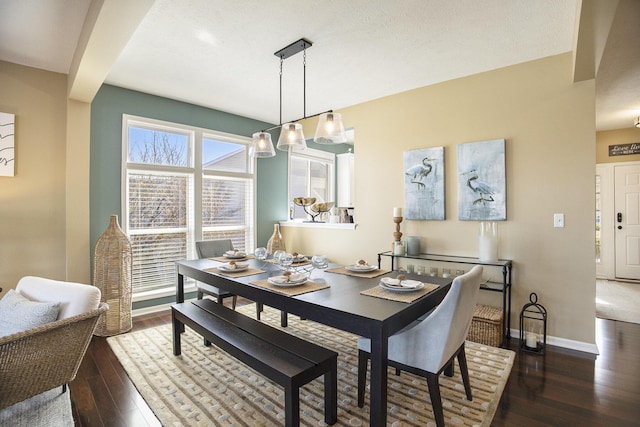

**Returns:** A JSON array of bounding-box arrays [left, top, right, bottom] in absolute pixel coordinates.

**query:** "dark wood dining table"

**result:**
[[174, 257, 451, 427]]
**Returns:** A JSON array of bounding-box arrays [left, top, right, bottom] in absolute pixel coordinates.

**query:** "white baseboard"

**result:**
[[510, 328, 599, 355]]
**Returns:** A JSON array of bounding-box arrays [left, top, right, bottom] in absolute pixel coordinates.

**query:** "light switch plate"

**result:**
[[554, 213, 564, 228]]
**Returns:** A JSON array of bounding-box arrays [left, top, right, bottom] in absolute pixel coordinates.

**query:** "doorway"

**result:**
[[596, 161, 640, 281]]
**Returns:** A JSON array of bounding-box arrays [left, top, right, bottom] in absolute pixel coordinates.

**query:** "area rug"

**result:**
[[108, 304, 514, 426], [0, 387, 73, 427], [596, 280, 640, 324]]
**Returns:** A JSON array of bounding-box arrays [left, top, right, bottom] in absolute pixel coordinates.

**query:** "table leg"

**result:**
[[172, 313, 182, 356], [176, 273, 185, 303], [368, 331, 388, 427], [176, 272, 185, 333]]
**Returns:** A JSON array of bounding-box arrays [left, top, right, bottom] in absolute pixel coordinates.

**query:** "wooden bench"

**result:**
[[172, 299, 338, 426]]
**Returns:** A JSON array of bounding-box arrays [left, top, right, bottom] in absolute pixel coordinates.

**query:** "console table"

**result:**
[[378, 251, 512, 344]]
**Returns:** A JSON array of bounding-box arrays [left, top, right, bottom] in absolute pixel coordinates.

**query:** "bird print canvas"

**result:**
[[457, 139, 506, 220], [403, 147, 444, 220]]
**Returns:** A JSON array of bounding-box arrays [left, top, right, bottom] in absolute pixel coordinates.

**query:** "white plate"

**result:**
[[379, 278, 425, 292], [268, 274, 308, 287], [345, 264, 377, 273], [218, 262, 249, 272], [292, 255, 308, 263], [224, 251, 247, 259]]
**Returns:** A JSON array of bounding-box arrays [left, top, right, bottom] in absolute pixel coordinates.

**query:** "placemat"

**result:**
[[203, 267, 265, 278], [249, 279, 329, 296], [325, 266, 390, 278], [210, 255, 255, 262], [360, 282, 440, 303]]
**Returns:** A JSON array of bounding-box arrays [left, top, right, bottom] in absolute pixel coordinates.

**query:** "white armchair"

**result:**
[[0, 276, 108, 410], [357, 265, 483, 427]]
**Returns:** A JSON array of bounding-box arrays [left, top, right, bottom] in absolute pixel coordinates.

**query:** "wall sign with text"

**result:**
[[609, 143, 640, 157], [0, 112, 15, 176]]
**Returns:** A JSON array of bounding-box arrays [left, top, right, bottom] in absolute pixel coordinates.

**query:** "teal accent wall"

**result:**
[[90, 84, 283, 261], [90, 85, 353, 304]]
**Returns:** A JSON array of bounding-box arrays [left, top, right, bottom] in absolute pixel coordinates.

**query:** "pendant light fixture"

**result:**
[[250, 38, 347, 158], [250, 131, 276, 158]]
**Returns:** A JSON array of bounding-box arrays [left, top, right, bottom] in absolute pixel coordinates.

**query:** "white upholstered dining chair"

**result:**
[[356, 265, 483, 427]]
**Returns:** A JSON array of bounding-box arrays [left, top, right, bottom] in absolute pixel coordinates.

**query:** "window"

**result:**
[[123, 115, 255, 298], [288, 147, 335, 220]]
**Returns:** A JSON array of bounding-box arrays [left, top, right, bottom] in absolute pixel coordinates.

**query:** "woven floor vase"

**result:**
[[93, 215, 133, 336]]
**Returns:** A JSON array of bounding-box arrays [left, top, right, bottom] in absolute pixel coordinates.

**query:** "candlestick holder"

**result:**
[[393, 216, 403, 242]]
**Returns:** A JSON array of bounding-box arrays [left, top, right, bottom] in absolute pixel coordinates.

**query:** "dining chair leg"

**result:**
[[426, 372, 445, 427], [231, 295, 237, 310], [357, 350, 369, 408], [256, 302, 263, 320], [197, 290, 204, 300], [444, 359, 455, 377], [457, 344, 473, 401]]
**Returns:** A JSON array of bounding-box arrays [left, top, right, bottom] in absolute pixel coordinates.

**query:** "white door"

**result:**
[[614, 164, 640, 279]]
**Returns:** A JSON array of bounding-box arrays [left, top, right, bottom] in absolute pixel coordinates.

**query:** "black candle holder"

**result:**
[[519, 292, 547, 355]]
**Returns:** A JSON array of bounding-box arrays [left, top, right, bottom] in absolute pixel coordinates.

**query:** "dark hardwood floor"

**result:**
[[70, 299, 640, 426]]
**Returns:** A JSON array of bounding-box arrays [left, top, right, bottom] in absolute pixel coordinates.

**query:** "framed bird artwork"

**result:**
[[457, 139, 506, 220], [403, 146, 445, 220]]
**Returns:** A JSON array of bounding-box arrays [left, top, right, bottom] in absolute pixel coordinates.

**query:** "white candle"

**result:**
[[525, 332, 537, 349], [479, 235, 498, 262], [393, 207, 402, 217]]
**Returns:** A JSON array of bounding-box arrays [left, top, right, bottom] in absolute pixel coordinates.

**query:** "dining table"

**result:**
[[174, 256, 452, 427]]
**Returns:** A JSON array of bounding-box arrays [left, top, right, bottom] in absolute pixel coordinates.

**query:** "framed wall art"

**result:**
[[0, 112, 15, 177], [403, 146, 445, 220], [457, 139, 506, 220]]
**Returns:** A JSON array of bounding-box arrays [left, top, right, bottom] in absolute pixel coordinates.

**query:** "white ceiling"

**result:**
[[1, 0, 638, 131]]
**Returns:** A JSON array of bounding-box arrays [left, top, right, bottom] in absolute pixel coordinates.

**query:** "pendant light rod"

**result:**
[[260, 109, 336, 133]]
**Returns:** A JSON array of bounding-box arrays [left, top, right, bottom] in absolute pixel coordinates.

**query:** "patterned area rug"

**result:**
[[108, 304, 514, 426]]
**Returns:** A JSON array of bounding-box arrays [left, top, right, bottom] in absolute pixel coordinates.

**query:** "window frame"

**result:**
[[122, 114, 256, 301], [288, 146, 336, 221]]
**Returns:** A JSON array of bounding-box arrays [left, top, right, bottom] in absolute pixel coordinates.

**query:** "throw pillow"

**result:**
[[0, 289, 60, 337]]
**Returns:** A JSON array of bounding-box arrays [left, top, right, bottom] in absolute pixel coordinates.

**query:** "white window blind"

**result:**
[[123, 115, 255, 298]]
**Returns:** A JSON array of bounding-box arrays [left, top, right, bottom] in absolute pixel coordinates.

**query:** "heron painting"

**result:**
[[403, 147, 444, 220], [457, 139, 506, 220]]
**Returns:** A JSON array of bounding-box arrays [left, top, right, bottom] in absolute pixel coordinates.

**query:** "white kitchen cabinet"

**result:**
[[337, 152, 354, 208]]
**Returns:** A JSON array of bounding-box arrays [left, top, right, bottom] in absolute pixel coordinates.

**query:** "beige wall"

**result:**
[[0, 53, 598, 349], [0, 61, 68, 291], [596, 127, 640, 163], [289, 53, 597, 349]]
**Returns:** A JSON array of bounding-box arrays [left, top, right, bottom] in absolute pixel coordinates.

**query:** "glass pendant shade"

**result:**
[[276, 123, 306, 151], [250, 131, 276, 158], [314, 112, 347, 144]]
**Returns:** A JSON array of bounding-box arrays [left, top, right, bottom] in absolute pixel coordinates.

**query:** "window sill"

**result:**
[[280, 221, 357, 230]]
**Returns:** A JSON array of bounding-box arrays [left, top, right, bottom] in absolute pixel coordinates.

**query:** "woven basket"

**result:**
[[93, 215, 132, 336], [467, 304, 503, 347]]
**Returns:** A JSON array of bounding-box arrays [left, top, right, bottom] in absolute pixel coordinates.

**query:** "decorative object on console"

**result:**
[[519, 292, 547, 355], [406, 236, 420, 256], [266, 223, 286, 254], [93, 215, 132, 336], [458, 139, 506, 220], [250, 38, 346, 158], [403, 146, 445, 220], [392, 207, 404, 254], [478, 221, 499, 262]]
